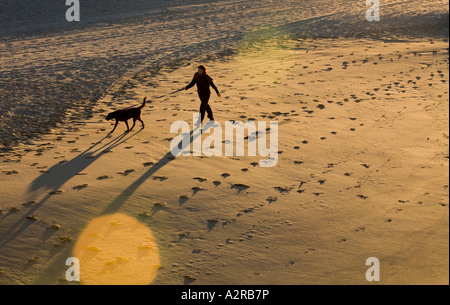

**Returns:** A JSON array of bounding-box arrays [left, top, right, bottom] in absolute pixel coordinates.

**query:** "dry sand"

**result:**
[[0, 37, 448, 285]]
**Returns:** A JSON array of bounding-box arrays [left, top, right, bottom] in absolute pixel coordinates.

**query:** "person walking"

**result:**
[[183, 65, 221, 124]]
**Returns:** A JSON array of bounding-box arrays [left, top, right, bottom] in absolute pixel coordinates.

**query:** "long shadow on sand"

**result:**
[[0, 130, 143, 248], [101, 127, 201, 215], [32, 127, 202, 284], [29, 130, 142, 194]]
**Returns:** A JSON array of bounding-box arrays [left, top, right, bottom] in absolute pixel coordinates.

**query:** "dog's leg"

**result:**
[[130, 119, 136, 131], [111, 120, 119, 133], [137, 113, 145, 129], [139, 118, 145, 129], [125, 120, 130, 132]]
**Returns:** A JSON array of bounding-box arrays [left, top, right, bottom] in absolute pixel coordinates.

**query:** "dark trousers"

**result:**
[[199, 93, 214, 122]]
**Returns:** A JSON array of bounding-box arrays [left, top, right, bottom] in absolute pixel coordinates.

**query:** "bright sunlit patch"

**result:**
[[73, 213, 160, 285], [234, 28, 299, 86]]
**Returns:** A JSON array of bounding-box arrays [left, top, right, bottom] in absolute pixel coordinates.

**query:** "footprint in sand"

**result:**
[[49, 224, 61, 230], [97, 175, 111, 181], [153, 202, 166, 208], [221, 173, 230, 179], [179, 195, 190, 205], [305, 248, 316, 255], [193, 177, 207, 183], [153, 176, 168, 182], [22, 201, 35, 207], [274, 186, 293, 194], [25, 215, 38, 221], [55, 236, 73, 248], [118, 169, 135, 176], [266, 196, 278, 204], [184, 275, 197, 284], [231, 184, 250, 193], [49, 190, 63, 195], [207, 219, 219, 231], [213, 181, 221, 187], [138, 212, 151, 218], [143, 162, 154, 167], [192, 187, 206, 195], [73, 184, 88, 191], [1, 170, 18, 175]]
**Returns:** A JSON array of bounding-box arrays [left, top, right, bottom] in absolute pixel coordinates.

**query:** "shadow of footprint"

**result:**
[[207, 219, 218, 231], [231, 183, 250, 194], [73, 184, 88, 191], [184, 275, 197, 285], [151, 202, 166, 216], [179, 195, 190, 205], [274, 186, 293, 194], [193, 177, 207, 183], [192, 187, 205, 196]]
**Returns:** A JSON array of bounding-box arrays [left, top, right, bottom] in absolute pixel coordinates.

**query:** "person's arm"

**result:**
[[184, 74, 197, 90], [209, 78, 221, 97]]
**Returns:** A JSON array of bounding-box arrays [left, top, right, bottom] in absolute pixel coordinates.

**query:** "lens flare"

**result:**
[[73, 213, 160, 285]]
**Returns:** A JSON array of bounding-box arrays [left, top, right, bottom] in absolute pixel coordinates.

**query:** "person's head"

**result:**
[[197, 65, 207, 75]]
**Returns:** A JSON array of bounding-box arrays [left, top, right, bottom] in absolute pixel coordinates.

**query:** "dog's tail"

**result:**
[[138, 97, 147, 109]]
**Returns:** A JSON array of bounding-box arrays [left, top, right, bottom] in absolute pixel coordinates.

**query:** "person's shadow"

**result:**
[[30, 126, 202, 284], [0, 130, 142, 248], [101, 127, 202, 215]]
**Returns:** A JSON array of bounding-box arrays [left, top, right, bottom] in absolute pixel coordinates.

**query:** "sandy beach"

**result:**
[[0, 1, 448, 285], [1, 37, 448, 285]]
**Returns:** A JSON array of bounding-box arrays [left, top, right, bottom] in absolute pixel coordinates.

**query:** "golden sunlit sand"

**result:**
[[0, 36, 447, 284], [74, 213, 160, 285]]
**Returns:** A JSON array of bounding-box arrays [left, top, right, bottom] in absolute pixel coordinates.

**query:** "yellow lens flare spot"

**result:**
[[73, 213, 160, 285]]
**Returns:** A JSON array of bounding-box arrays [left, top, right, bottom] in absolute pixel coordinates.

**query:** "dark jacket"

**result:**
[[186, 72, 219, 96]]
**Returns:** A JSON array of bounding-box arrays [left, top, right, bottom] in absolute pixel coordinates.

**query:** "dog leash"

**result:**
[[123, 88, 184, 109], [152, 88, 184, 101]]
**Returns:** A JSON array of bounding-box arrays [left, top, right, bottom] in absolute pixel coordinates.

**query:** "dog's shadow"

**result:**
[[0, 130, 142, 248], [31, 127, 202, 284], [29, 130, 142, 195]]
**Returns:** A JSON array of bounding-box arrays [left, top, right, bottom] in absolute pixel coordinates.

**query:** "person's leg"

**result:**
[[199, 93, 211, 122], [206, 104, 214, 121], [199, 102, 207, 123]]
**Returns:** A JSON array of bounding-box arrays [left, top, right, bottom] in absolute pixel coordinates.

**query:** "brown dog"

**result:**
[[106, 97, 147, 133]]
